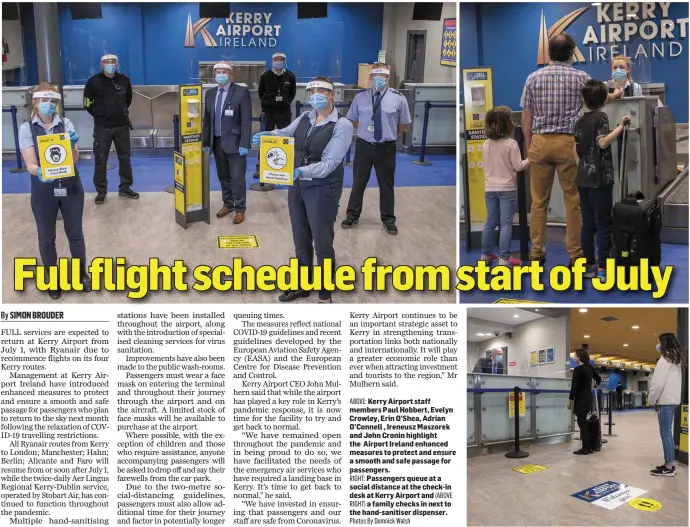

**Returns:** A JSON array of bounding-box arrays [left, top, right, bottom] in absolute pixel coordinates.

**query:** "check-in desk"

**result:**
[[403, 82, 457, 154], [467, 373, 573, 456]]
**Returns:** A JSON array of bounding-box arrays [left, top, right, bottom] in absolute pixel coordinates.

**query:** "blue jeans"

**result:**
[[657, 404, 677, 465], [579, 186, 613, 263], [482, 191, 517, 260]]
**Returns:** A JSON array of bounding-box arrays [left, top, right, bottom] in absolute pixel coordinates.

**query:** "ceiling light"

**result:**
[[632, 325, 639, 329], [514, 314, 519, 318], [591, 2, 602, 6], [476, 333, 484, 336], [535, 309, 539, 312], [623, 344, 629, 347], [584, 335, 590, 338], [579, 308, 588, 313]]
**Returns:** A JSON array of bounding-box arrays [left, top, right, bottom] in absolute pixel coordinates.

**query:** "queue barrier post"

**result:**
[[251, 112, 274, 192], [412, 102, 455, 167], [5, 106, 27, 173], [165, 114, 181, 194], [505, 386, 529, 459], [604, 391, 617, 437]]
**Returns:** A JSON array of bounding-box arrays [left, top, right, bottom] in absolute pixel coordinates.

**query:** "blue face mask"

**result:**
[[273, 61, 285, 70], [104, 64, 116, 75], [496, 355, 503, 363], [656, 343, 661, 353], [38, 102, 57, 116], [612, 68, 627, 81], [372, 76, 387, 90], [309, 93, 329, 110], [216, 74, 229, 85]]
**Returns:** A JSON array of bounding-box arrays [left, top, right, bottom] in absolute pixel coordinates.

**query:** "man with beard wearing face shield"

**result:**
[[252, 77, 353, 303], [83, 53, 138, 205], [342, 63, 411, 235], [253, 52, 297, 179]]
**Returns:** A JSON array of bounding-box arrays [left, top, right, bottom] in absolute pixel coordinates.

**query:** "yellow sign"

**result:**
[[494, 299, 551, 304], [508, 392, 526, 419], [37, 133, 74, 179], [179, 85, 203, 212], [217, 235, 259, 249], [530, 351, 538, 367], [680, 405, 688, 454], [512, 464, 548, 475], [260, 135, 294, 185], [174, 152, 185, 215], [628, 498, 662, 511], [462, 67, 493, 230]]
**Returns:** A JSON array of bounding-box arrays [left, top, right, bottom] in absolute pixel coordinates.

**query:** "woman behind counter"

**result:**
[[18, 83, 91, 300], [606, 55, 643, 101]]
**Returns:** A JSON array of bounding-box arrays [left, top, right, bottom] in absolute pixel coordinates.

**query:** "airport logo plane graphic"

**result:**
[[537, 7, 589, 65], [185, 13, 218, 48]]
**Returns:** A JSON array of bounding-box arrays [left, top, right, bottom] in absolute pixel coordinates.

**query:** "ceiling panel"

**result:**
[[467, 307, 544, 325], [569, 308, 678, 365]]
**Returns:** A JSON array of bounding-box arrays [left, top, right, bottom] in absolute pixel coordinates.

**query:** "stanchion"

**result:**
[[250, 112, 274, 192], [505, 387, 529, 459], [412, 102, 432, 166], [5, 106, 27, 173], [165, 114, 180, 194], [599, 389, 608, 444], [604, 392, 617, 437]]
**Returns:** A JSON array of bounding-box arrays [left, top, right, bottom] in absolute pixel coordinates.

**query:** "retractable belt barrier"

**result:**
[[467, 386, 571, 458], [605, 391, 617, 437], [2, 105, 27, 173], [412, 101, 455, 166]]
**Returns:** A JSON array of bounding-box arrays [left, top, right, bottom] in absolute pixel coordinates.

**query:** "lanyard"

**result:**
[[371, 88, 387, 120]]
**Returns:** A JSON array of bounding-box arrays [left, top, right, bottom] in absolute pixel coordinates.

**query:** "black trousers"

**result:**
[[255, 110, 292, 172], [213, 138, 247, 211], [288, 179, 343, 300], [617, 393, 623, 410], [30, 176, 86, 281], [346, 138, 396, 224], [93, 124, 133, 192], [575, 409, 592, 451]]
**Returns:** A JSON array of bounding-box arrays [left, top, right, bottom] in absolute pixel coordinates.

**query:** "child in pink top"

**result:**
[[481, 106, 530, 266]]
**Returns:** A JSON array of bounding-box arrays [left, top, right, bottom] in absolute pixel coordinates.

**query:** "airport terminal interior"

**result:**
[[458, 1, 689, 304], [1, 2, 457, 303], [466, 306, 689, 526]]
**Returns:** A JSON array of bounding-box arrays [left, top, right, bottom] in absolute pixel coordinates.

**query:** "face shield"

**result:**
[[306, 80, 334, 110], [370, 67, 390, 90], [101, 54, 119, 75], [213, 63, 232, 85], [272, 53, 286, 71], [32, 90, 61, 117]]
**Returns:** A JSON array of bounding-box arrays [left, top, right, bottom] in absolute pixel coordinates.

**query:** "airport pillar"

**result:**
[[33, 3, 64, 104], [674, 308, 688, 465]]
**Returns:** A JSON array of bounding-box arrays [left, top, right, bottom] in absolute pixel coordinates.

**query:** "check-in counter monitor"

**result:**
[[468, 373, 573, 454]]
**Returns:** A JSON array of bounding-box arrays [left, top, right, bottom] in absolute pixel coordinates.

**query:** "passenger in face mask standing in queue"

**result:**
[[19, 84, 91, 300], [202, 62, 252, 224], [342, 63, 411, 235], [252, 77, 354, 303], [253, 52, 297, 179], [83, 54, 138, 204]]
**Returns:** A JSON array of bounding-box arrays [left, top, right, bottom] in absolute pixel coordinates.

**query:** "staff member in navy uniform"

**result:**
[[202, 62, 252, 224], [83, 53, 139, 204], [252, 77, 353, 303], [342, 63, 411, 235], [253, 52, 297, 179], [19, 84, 91, 300]]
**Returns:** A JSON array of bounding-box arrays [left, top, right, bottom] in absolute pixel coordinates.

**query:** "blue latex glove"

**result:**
[[294, 168, 303, 181], [238, 147, 248, 156], [36, 168, 48, 183], [251, 131, 271, 147], [69, 130, 79, 146], [203, 147, 211, 154]]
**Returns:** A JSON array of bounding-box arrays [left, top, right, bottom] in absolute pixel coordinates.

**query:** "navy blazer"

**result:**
[[202, 83, 252, 154]]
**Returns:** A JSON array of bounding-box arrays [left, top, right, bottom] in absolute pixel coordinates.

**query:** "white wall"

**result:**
[[467, 316, 570, 378], [381, 2, 457, 87]]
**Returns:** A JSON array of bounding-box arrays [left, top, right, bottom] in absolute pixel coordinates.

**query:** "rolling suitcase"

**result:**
[[587, 386, 602, 452], [611, 122, 662, 268]]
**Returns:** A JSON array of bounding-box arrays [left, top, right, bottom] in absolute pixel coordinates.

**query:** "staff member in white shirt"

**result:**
[[648, 332, 685, 477]]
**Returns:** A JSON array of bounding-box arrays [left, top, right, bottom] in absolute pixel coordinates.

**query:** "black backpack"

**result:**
[[611, 123, 662, 267]]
